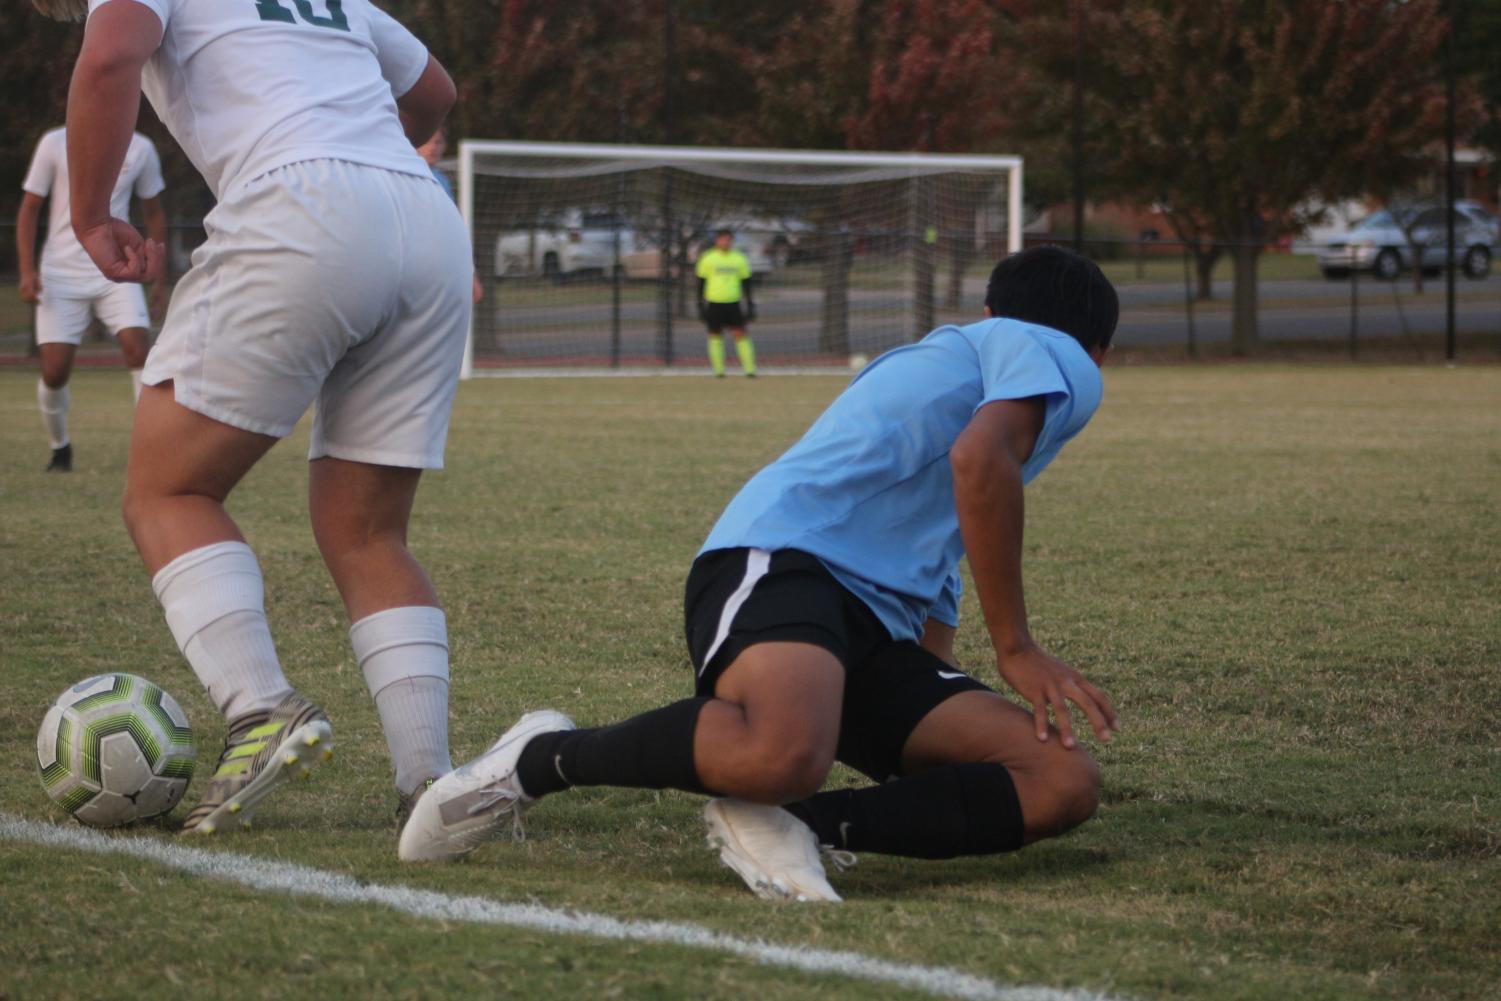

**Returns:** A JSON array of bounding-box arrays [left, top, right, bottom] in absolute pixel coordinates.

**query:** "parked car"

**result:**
[[617, 219, 806, 280], [493, 209, 629, 279], [1317, 202, 1497, 280]]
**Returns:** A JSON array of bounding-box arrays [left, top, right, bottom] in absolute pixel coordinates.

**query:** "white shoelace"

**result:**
[[820, 846, 858, 873]]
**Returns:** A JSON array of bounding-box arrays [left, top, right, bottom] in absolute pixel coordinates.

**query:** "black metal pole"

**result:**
[[658, 0, 678, 366], [612, 102, 625, 369], [1444, 0, 1458, 362], [1349, 264, 1359, 359], [1182, 242, 1197, 358], [1072, 0, 1086, 253]]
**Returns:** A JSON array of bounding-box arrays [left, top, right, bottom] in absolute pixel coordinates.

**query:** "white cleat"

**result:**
[[704, 798, 843, 902], [397, 709, 575, 863]]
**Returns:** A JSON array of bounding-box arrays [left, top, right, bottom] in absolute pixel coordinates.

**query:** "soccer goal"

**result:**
[[457, 141, 1024, 376]]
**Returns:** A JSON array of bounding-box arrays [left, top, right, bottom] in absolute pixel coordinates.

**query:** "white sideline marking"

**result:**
[[472, 366, 853, 378], [0, 814, 1124, 1001]]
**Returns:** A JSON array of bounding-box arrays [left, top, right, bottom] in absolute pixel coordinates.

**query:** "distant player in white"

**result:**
[[17, 127, 166, 471], [36, 0, 473, 843]]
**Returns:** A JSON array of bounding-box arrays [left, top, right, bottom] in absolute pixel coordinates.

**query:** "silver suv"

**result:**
[[1318, 202, 1497, 280]]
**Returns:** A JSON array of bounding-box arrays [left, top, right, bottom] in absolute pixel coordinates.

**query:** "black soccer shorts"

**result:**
[[703, 302, 746, 333], [683, 547, 993, 782]]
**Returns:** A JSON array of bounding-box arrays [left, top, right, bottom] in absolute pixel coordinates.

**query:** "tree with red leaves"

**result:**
[[1021, 0, 1464, 353]]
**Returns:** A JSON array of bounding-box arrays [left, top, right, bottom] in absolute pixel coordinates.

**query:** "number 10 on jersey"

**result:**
[[254, 0, 349, 30]]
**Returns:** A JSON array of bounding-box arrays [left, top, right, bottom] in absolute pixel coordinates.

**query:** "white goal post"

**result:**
[[457, 141, 1024, 377]]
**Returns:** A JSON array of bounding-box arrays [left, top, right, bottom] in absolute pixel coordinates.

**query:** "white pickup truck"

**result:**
[[494, 209, 627, 278]]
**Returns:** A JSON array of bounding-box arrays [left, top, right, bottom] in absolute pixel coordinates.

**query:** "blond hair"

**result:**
[[32, 0, 89, 21]]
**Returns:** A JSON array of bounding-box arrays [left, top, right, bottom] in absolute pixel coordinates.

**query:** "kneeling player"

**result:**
[[402, 246, 1121, 900]]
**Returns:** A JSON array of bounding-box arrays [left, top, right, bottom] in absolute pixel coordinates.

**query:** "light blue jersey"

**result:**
[[700, 318, 1103, 642]]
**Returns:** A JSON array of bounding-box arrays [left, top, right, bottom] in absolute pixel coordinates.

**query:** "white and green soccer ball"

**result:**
[[36, 673, 196, 828]]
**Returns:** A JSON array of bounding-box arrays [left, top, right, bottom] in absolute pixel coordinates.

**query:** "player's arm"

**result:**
[[396, 56, 456, 148], [16, 192, 44, 303], [65, 1, 164, 284], [950, 398, 1118, 747], [139, 194, 168, 318], [696, 276, 707, 316], [919, 619, 959, 668], [740, 257, 756, 319]]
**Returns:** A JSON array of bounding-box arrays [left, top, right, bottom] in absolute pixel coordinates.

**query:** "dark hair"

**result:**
[[715, 228, 733, 238], [983, 245, 1118, 351]]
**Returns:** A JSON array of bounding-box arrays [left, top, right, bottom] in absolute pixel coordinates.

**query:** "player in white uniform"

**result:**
[[37, 0, 474, 845], [17, 127, 166, 471]]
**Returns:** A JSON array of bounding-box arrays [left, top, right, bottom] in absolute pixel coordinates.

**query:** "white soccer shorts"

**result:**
[[35, 283, 150, 346], [143, 158, 471, 469]]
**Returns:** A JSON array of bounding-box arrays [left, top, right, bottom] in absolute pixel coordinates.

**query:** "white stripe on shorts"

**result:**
[[699, 548, 772, 676]]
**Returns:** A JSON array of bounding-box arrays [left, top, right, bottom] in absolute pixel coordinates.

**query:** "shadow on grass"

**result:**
[[1102, 785, 1498, 863]]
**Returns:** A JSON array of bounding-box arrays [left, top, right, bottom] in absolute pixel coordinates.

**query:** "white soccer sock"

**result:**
[[130, 370, 143, 403], [351, 606, 453, 795], [37, 379, 69, 449], [151, 541, 293, 720]]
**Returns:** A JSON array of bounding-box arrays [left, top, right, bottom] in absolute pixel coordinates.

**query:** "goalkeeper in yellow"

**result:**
[[695, 229, 757, 377]]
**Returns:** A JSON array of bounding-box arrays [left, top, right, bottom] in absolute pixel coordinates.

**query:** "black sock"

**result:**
[[515, 698, 714, 798], [782, 762, 1024, 859]]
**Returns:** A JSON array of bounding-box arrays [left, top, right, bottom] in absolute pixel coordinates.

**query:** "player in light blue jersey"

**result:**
[[401, 247, 1123, 900]]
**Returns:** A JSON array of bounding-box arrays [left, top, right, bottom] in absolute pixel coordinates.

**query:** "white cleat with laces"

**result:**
[[704, 798, 850, 902], [397, 709, 575, 862]]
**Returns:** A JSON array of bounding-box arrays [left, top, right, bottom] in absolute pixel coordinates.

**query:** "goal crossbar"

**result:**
[[457, 140, 1025, 377]]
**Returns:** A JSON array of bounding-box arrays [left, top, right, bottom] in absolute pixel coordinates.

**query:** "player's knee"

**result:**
[[740, 738, 832, 803], [40, 365, 70, 390], [1044, 750, 1100, 834], [1057, 750, 1101, 829], [118, 333, 150, 368], [120, 486, 147, 540], [1015, 749, 1100, 840]]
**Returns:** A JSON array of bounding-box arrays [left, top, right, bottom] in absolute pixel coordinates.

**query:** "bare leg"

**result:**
[[37, 344, 77, 458], [514, 641, 845, 804], [122, 383, 277, 572], [117, 326, 150, 368], [308, 456, 437, 620], [39, 343, 76, 390], [771, 688, 1100, 862], [310, 456, 452, 795], [900, 690, 1101, 844], [117, 327, 150, 402], [692, 642, 845, 802]]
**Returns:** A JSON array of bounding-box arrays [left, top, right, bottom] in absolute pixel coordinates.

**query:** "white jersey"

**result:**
[[87, 0, 432, 201], [22, 128, 165, 298]]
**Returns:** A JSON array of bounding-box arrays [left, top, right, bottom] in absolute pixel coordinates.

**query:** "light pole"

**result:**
[[1072, 0, 1087, 253]]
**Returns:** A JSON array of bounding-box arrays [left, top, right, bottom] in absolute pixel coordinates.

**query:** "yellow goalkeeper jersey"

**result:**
[[695, 248, 752, 303]]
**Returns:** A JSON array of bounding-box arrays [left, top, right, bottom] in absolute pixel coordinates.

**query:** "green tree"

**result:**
[[1021, 0, 1461, 354], [1, 6, 77, 237], [1455, 0, 1501, 155]]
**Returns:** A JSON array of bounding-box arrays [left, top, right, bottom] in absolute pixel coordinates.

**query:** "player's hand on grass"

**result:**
[[998, 643, 1119, 749], [19, 271, 42, 304], [77, 218, 165, 286]]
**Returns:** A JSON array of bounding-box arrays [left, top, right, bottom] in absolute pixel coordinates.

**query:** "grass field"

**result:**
[[1, 366, 1497, 1001]]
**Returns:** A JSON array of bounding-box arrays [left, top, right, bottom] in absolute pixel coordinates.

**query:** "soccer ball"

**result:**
[[36, 673, 196, 828]]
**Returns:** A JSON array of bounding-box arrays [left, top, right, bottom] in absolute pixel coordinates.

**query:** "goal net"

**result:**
[[457, 141, 1023, 375]]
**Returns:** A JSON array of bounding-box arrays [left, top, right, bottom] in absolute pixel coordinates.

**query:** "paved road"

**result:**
[[476, 273, 1501, 361], [6, 272, 1489, 362]]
